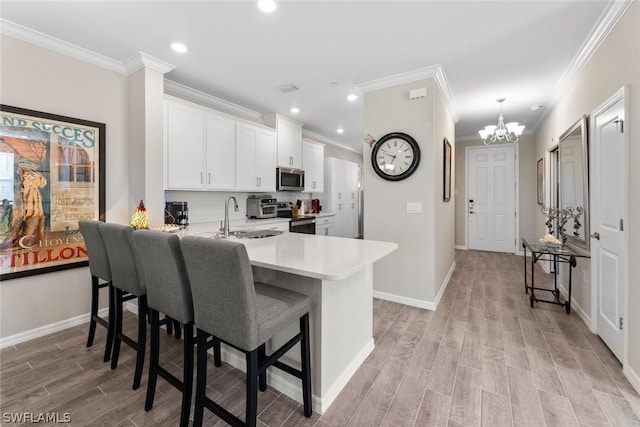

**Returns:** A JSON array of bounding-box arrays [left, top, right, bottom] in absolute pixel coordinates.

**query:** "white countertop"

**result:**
[[184, 223, 396, 281]]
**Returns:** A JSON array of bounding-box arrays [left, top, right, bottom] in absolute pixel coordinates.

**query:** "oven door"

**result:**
[[289, 218, 316, 234]]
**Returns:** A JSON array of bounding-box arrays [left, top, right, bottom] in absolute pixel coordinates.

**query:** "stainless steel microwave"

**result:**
[[276, 167, 305, 191]]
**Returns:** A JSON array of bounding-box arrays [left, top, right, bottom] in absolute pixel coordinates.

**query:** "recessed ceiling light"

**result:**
[[171, 42, 188, 53], [347, 94, 358, 102], [290, 107, 300, 114], [530, 105, 544, 111], [258, 0, 277, 13], [337, 128, 345, 134]]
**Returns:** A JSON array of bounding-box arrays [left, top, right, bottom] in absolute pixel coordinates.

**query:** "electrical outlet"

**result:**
[[407, 202, 422, 214]]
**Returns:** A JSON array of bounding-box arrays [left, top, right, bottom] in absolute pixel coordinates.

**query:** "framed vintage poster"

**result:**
[[0, 105, 105, 280], [537, 157, 544, 205], [443, 138, 452, 202]]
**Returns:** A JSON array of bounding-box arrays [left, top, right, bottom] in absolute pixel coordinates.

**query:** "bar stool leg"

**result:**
[[110, 288, 124, 370], [258, 344, 267, 392], [132, 296, 148, 390], [193, 330, 208, 427], [103, 284, 115, 362], [246, 350, 259, 427], [145, 309, 160, 411], [300, 313, 312, 417], [87, 276, 100, 348], [181, 323, 194, 427]]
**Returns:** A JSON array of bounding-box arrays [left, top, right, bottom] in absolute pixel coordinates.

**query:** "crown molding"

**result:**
[[356, 64, 458, 123], [164, 80, 263, 121], [123, 51, 175, 75], [531, 0, 633, 132], [1, 18, 127, 74], [302, 129, 362, 154]]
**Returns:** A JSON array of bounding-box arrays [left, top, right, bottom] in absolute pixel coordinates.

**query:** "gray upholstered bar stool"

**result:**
[[181, 236, 313, 427], [132, 229, 196, 427], [98, 222, 148, 390], [78, 219, 114, 362]]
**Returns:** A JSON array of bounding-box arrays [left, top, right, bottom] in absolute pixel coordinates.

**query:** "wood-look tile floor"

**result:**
[[2, 250, 640, 426]]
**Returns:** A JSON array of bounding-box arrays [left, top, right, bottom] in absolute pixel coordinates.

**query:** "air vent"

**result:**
[[277, 83, 299, 94]]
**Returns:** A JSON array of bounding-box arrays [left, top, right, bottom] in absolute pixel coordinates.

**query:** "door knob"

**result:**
[[591, 232, 600, 240], [469, 211, 475, 214]]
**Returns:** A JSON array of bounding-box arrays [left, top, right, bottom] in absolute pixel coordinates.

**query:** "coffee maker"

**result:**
[[165, 201, 188, 226]]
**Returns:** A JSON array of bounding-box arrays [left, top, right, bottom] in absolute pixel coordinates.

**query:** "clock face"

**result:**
[[371, 132, 420, 181]]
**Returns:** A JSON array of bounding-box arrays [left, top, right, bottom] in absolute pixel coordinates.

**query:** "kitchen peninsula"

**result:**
[[186, 224, 397, 414]]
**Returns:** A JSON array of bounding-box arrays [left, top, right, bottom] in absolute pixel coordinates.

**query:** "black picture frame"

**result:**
[[537, 157, 544, 205], [443, 138, 452, 202], [0, 105, 106, 280]]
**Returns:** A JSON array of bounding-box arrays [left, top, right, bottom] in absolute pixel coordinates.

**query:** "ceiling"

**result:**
[[1, 1, 611, 152]]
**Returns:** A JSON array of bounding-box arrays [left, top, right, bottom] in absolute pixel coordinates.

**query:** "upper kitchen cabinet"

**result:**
[[264, 114, 303, 169], [235, 122, 276, 192], [165, 97, 235, 191], [302, 139, 324, 193]]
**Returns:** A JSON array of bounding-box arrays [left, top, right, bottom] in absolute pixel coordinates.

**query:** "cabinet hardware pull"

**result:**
[[208, 173, 211, 184], [200, 172, 203, 184]]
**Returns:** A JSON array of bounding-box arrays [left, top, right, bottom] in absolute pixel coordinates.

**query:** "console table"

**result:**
[[522, 238, 590, 314]]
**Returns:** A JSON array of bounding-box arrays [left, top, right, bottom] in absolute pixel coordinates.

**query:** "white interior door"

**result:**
[[591, 89, 627, 361], [467, 145, 516, 253]]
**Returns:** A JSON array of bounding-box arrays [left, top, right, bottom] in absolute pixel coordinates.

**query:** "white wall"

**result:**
[[363, 79, 455, 305], [454, 133, 537, 248], [0, 35, 130, 338], [534, 3, 639, 375]]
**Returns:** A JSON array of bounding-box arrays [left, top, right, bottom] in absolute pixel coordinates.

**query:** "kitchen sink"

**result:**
[[234, 229, 283, 239]]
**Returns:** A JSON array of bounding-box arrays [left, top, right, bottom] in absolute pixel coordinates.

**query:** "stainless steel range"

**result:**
[[276, 202, 316, 234]]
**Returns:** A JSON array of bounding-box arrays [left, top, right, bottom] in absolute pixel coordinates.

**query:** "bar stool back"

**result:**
[[98, 222, 148, 390], [181, 236, 313, 427], [78, 219, 114, 362], [132, 230, 195, 427]]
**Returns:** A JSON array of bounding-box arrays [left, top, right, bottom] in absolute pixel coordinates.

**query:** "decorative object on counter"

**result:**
[[0, 104, 105, 280], [371, 132, 421, 181], [540, 205, 583, 246], [540, 233, 562, 247], [478, 98, 525, 144], [129, 200, 149, 229]]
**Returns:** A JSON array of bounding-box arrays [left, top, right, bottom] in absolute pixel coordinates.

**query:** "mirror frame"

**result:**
[[558, 115, 589, 251]]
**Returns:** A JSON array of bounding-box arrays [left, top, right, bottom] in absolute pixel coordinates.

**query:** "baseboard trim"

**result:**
[[454, 245, 467, 250], [623, 364, 640, 397], [0, 307, 109, 349], [558, 284, 593, 330], [218, 338, 375, 415], [373, 260, 456, 311]]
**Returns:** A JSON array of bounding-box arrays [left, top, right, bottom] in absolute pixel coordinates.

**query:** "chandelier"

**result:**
[[478, 98, 525, 144]]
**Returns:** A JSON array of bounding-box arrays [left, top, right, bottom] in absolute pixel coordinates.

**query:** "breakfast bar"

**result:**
[[186, 224, 397, 414]]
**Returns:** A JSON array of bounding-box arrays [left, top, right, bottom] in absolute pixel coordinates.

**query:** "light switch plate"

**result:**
[[406, 202, 422, 214]]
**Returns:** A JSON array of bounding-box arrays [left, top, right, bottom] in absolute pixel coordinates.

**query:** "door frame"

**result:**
[[589, 86, 629, 365], [465, 143, 519, 254]]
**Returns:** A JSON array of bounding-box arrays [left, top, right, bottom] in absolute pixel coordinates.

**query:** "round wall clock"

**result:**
[[371, 132, 421, 181]]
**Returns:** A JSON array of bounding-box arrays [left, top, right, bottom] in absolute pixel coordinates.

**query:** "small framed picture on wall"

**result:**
[[537, 157, 544, 205]]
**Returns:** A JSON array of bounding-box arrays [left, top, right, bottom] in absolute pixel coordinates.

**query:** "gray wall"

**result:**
[[363, 79, 455, 305], [1, 35, 131, 338], [534, 2, 639, 374], [454, 133, 537, 248]]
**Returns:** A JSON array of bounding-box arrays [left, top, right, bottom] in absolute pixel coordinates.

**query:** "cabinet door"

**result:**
[[346, 202, 359, 238], [303, 141, 324, 193], [235, 123, 258, 191], [166, 101, 205, 189], [331, 203, 346, 237], [256, 129, 276, 191], [347, 162, 359, 201], [205, 113, 236, 190], [277, 117, 302, 168]]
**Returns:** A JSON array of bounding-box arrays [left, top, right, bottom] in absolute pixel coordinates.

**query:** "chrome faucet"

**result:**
[[224, 196, 239, 238]]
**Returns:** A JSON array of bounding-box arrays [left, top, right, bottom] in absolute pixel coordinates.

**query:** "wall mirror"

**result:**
[[559, 115, 589, 251]]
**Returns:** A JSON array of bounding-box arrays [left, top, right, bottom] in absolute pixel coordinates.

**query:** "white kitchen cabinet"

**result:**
[[316, 215, 335, 236], [303, 140, 324, 193], [165, 100, 206, 190], [264, 114, 303, 169], [165, 99, 235, 190], [235, 122, 276, 192], [204, 113, 236, 190], [323, 158, 359, 238]]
